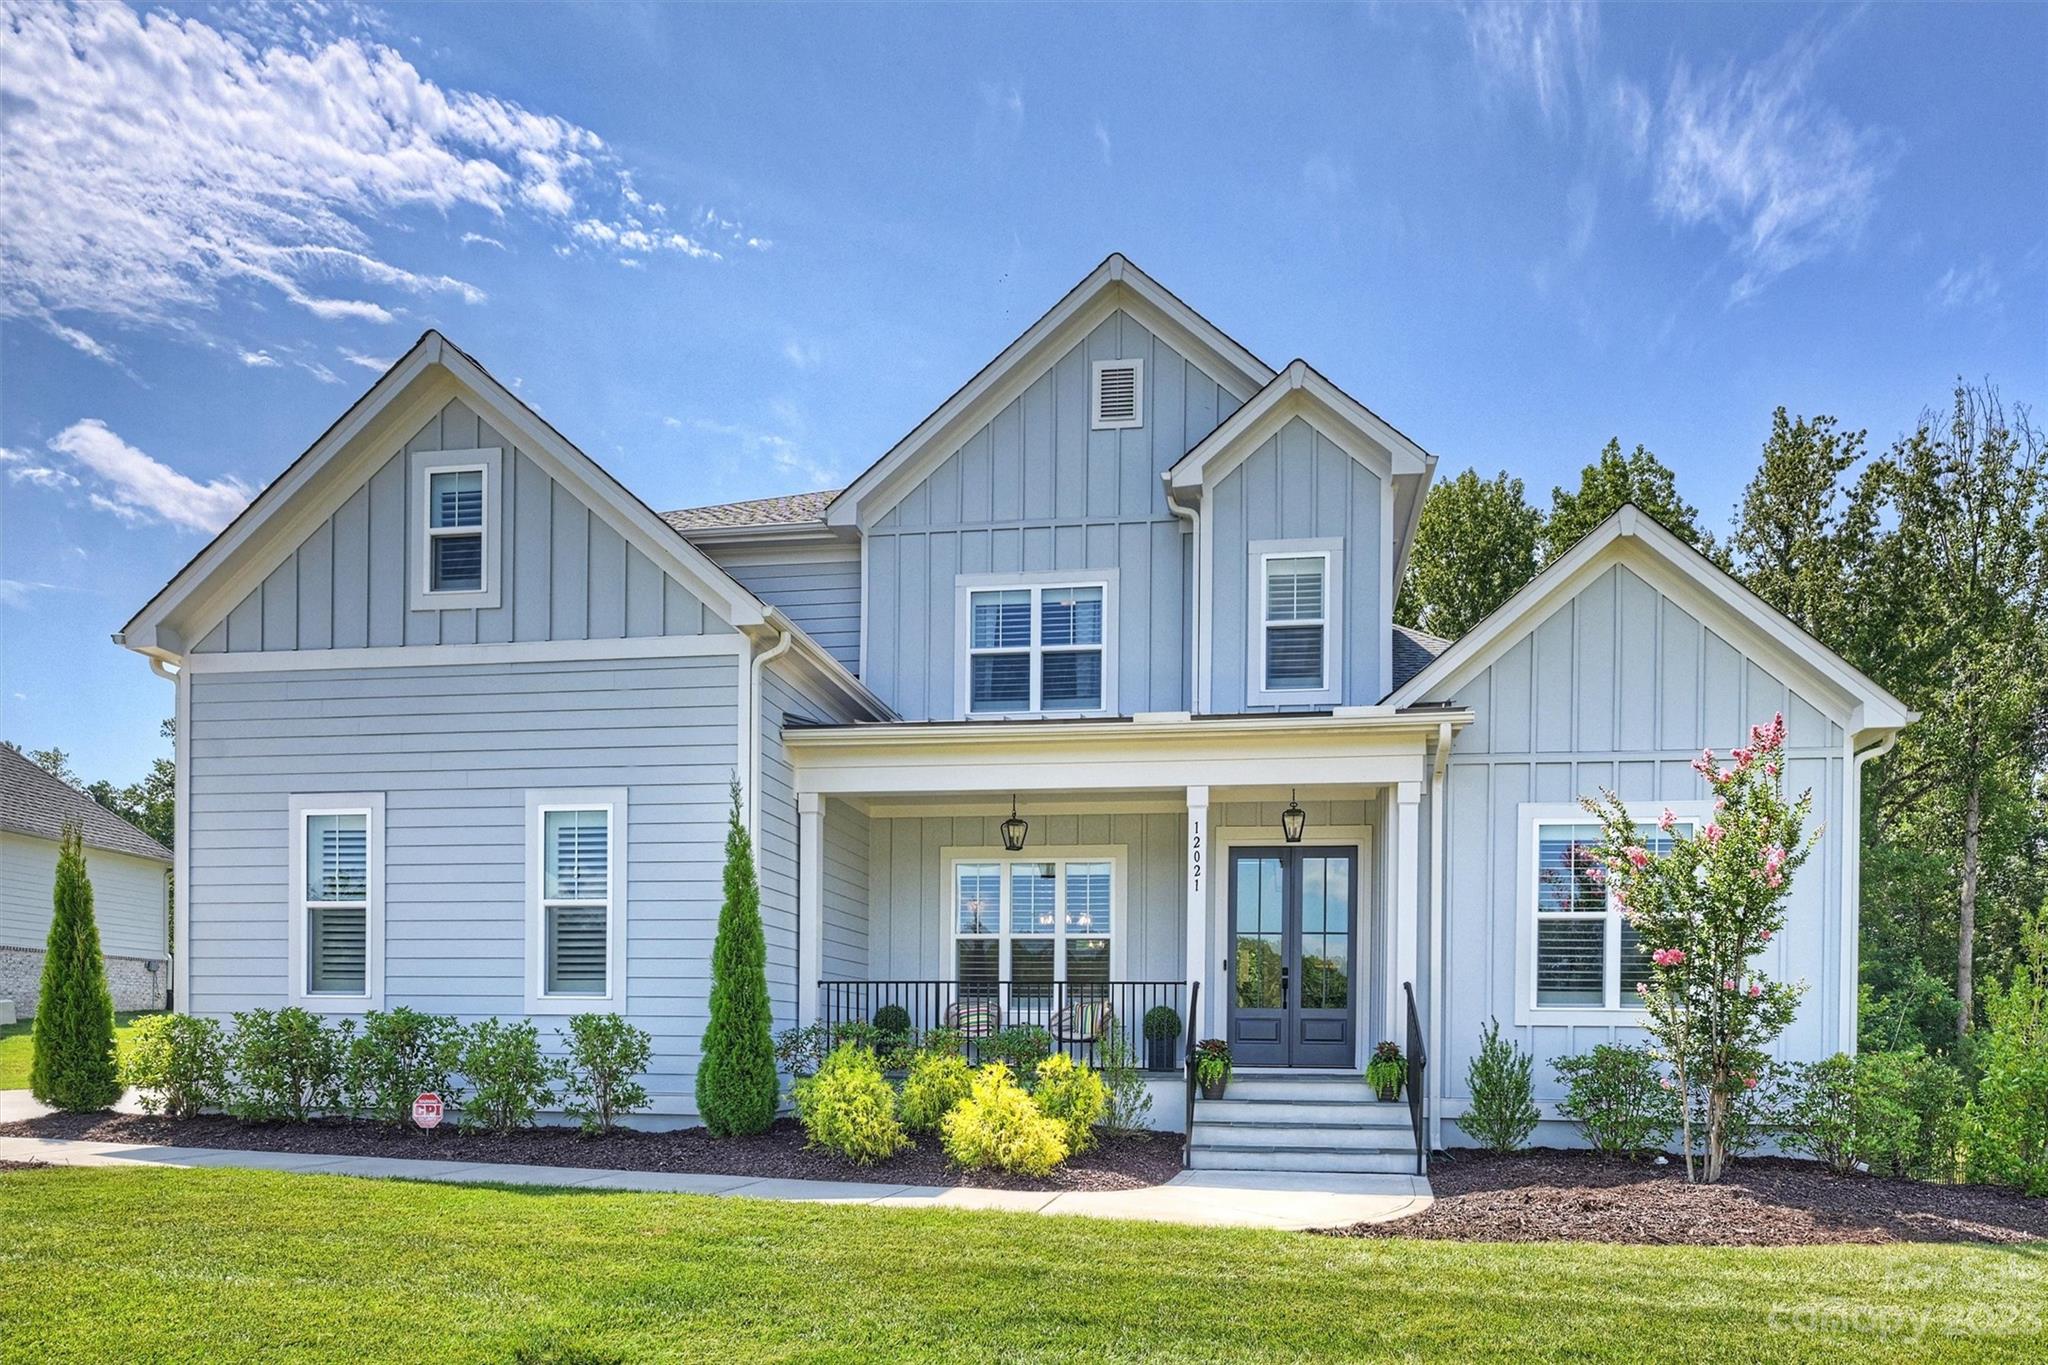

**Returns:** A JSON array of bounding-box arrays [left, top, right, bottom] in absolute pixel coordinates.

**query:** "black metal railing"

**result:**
[[815, 979, 1186, 1071], [1181, 979, 1201, 1168], [1403, 980, 1428, 1176]]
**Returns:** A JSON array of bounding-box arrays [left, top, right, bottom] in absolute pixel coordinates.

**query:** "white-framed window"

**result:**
[[1090, 358, 1144, 430], [955, 572, 1118, 718], [1515, 802, 1706, 1024], [410, 447, 503, 611], [287, 793, 384, 1011], [946, 850, 1122, 1003], [525, 788, 627, 1012], [1248, 539, 1343, 705]]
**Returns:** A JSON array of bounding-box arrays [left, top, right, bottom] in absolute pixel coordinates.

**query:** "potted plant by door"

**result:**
[[1194, 1039, 1232, 1100], [1366, 1041, 1406, 1102], [1142, 1005, 1184, 1073]]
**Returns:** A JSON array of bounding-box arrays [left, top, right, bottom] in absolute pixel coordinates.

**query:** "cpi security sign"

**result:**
[[413, 1092, 444, 1130]]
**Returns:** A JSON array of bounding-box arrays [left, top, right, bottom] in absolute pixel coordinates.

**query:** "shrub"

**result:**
[[1967, 902, 2048, 1194], [1784, 1053, 1859, 1174], [1142, 1006, 1183, 1042], [555, 1013, 653, 1136], [1854, 1048, 1965, 1181], [457, 1018, 555, 1134], [987, 1025, 1052, 1084], [793, 1043, 908, 1164], [919, 1026, 966, 1059], [28, 827, 120, 1111], [872, 1004, 912, 1038], [121, 1013, 227, 1119], [940, 1063, 1069, 1176], [344, 1007, 463, 1125], [1033, 1053, 1108, 1154], [773, 1023, 829, 1080], [1456, 1018, 1538, 1154], [1553, 1045, 1678, 1157], [226, 1007, 350, 1123], [1096, 1022, 1154, 1134], [696, 779, 778, 1136], [898, 1051, 974, 1134]]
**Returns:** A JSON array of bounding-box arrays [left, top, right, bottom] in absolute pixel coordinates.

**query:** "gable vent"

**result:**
[[1091, 358, 1144, 430]]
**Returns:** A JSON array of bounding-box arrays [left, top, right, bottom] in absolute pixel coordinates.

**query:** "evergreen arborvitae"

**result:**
[[29, 825, 121, 1111], [695, 778, 778, 1135]]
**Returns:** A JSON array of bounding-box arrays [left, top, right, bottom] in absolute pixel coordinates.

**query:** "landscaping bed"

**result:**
[[0, 1110, 1182, 1191], [1324, 1149, 2047, 1246]]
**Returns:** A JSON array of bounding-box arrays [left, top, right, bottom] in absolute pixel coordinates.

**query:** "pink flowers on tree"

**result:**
[[1583, 710, 1816, 1185]]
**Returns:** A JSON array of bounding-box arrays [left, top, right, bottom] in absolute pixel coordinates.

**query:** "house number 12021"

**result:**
[[1189, 820, 1203, 893]]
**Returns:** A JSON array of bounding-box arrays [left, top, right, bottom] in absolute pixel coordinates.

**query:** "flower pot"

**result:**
[[1200, 1074, 1228, 1100], [1146, 1035, 1176, 1072], [1374, 1081, 1402, 1103]]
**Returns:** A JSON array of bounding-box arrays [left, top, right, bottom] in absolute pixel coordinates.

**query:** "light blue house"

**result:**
[[120, 256, 1912, 1170]]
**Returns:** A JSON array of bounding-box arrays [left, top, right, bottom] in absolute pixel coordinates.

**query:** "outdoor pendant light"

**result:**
[[1281, 790, 1307, 844], [1001, 795, 1029, 852]]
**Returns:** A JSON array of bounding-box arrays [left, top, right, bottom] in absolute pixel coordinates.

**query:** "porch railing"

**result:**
[[816, 979, 1186, 1071], [1403, 980, 1428, 1176]]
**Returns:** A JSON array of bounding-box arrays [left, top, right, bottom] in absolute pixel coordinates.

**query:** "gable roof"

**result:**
[[1384, 504, 1917, 740], [0, 745, 172, 863], [824, 253, 1277, 529], [1391, 623, 1450, 692], [664, 490, 838, 533]]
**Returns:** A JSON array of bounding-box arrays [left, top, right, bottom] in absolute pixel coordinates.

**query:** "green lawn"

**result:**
[[0, 1010, 159, 1090], [2, 1166, 2041, 1362]]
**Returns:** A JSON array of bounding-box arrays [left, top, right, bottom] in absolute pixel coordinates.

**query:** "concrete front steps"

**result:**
[[1188, 1071, 1422, 1175]]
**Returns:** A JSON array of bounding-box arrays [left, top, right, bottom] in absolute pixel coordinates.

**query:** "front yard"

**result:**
[[3, 1164, 2042, 1362], [0, 1011, 158, 1090]]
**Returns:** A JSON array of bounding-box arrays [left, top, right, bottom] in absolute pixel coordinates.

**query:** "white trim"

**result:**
[[936, 844, 1128, 988], [286, 793, 385, 1013], [953, 571, 1119, 720], [1167, 360, 1430, 493], [183, 634, 746, 674], [1249, 539, 1343, 705], [798, 792, 823, 1026], [1090, 357, 1144, 430], [410, 448, 503, 612], [171, 662, 191, 1012], [524, 788, 628, 1014], [1512, 800, 1709, 1026], [694, 539, 859, 569]]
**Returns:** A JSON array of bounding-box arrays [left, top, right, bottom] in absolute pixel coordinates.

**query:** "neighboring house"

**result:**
[[118, 256, 1912, 1169], [0, 744, 173, 1019]]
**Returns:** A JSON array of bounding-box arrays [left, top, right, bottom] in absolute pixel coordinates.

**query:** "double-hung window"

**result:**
[[411, 448, 502, 610], [288, 793, 383, 1010], [526, 790, 627, 1011], [1522, 805, 1699, 1019], [1249, 541, 1342, 704], [951, 854, 1117, 1004], [961, 577, 1113, 716]]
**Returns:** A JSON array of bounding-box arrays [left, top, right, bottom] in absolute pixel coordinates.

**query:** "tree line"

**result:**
[[1397, 381, 2047, 1056]]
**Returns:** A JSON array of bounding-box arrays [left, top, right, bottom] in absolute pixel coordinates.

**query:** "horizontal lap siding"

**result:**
[[0, 833, 167, 960], [195, 397, 726, 654], [185, 655, 740, 1107], [704, 550, 861, 674], [863, 309, 1239, 719], [1428, 565, 1849, 1119]]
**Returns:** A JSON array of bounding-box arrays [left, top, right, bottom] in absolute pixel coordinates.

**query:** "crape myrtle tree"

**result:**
[[1583, 715, 1814, 1184], [695, 777, 779, 1135]]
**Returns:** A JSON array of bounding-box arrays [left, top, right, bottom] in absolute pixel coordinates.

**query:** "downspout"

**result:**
[[1164, 480, 1200, 713], [1843, 730, 1901, 1053], [1428, 717, 1454, 1156], [147, 654, 184, 1013], [746, 628, 794, 836]]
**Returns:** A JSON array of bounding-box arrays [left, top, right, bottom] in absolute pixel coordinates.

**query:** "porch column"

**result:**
[[1185, 785, 1210, 1039], [797, 792, 823, 1027], [1390, 781, 1423, 1043]]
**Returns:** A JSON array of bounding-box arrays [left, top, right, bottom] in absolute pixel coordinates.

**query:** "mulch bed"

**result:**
[[0, 1111, 1182, 1192], [1323, 1148, 2048, 1246]]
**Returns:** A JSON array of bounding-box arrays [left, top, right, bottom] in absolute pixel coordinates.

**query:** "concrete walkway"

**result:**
[[0, 1127, 1430, 1230]]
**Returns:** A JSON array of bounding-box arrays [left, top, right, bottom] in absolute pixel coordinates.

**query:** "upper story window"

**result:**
[[1247, 540, 1343, 705], [958, 574, 1117, 718], [288, 793, 383, 1012], [410, 448, 503, 612], [1090, 359, 1144, 429]]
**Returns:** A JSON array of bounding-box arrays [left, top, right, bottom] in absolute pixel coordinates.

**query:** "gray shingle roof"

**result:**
[[1391, 623, 1451, 692], [661, 489, 839, 533], [0, 744, 173, 863]]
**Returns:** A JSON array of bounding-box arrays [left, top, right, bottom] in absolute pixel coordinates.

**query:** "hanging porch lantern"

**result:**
[[1280, 789, 1307, 844], [1001, 795, 1029, 852]]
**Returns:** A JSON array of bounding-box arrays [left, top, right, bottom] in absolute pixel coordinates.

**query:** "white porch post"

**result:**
[[1390, 781, 1423, 1043], [797, 792, 823, 1027], [1185, 785, 1210, 1039]]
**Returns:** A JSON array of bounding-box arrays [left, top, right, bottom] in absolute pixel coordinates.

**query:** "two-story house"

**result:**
[[120, 256, 1912, 1171]]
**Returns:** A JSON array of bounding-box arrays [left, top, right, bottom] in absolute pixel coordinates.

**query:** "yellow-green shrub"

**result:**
[[793, 1043, 907, 1165], [898, 1051, 973, 1134], [1032, 1053, 1108, 1154], [940, 1062, 1068, 1175]]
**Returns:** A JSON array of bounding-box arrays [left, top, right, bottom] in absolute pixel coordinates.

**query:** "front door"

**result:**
[[1226, 847, 1357, 1067]]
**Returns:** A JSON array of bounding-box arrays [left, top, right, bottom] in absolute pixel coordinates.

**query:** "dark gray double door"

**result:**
[[1226, 847, 1358, 1068]]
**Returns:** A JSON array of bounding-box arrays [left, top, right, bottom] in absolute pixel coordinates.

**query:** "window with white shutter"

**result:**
[[961, 579, 1113, 717], [1525, 812, 1697, 1016], [526, 789, 628, 1012], [289, 794, 383, 1010], [1090, 359, 1144, 430], [1262, 554, 1328, 692], [411, 449, 502, 610]]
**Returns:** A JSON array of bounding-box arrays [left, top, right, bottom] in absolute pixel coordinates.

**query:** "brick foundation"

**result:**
[[0, 946, 169, 1018]]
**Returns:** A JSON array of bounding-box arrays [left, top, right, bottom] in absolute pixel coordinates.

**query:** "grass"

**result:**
[[0, 1010, 159, 1090], [2, 1166, 2042, 1362]]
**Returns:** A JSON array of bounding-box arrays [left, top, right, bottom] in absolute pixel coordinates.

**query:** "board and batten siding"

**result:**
[[1207, 414, 1385, 710], [184, 654, 740, 1108], [699, 545, 861, 674], [0, 832, 168, 960], [862, 309, 1243, 719], [1425, 563, 1849, 1123], [195, 396, 730, 654]]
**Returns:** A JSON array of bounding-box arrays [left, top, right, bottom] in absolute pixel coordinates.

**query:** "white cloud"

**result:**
[[0, 579, 71, 608], [781, 339, 821, 370], [1093, 120, 1113, 167], [239, 350, 281, 368], [1462, 1, 1598, 125], [45, 419, 255, 533], [0, 3, 749, 358], [341, 349, 395, 372], [1302, 153, 1355, 200], [688, 416, 838, 490], [1929, 258, 2000, 311], [460, 232, 506, 250]]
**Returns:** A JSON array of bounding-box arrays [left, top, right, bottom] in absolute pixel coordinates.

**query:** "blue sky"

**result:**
[[2, 1, 2042, 785]]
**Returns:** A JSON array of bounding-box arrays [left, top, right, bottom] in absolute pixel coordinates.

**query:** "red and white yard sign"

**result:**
[[413, 1092, 444, 1130]]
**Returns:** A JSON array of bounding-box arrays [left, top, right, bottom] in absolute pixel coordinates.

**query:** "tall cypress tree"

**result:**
[[29, 825, 121, 1111], [695, 778, 778, 1135]]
